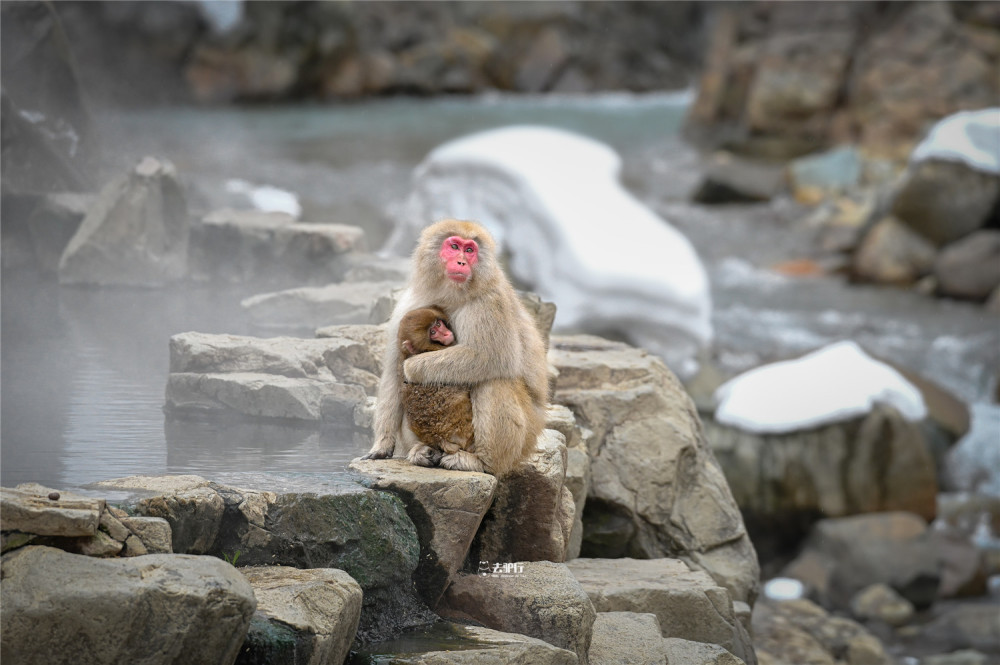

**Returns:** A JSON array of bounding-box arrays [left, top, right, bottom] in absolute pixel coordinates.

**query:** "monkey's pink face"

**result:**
[[429, 319, 455, 346], [439, 236, 478, 283]]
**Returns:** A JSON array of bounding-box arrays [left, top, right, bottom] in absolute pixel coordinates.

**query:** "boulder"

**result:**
[[240, 566, 362, 665], [851, 216, 937, 285], [441, 561, 596, 664], [691, 154, 786, 204], [24, 192, 91, 273], [551, 335, 760, 605], [849, 583, 914, 626], [188, 208, 366, 286], [58, 157, 189, 286], [99, 474, 433, 644], [588, 612, 665, 665], [911, 603, 1000, 654], [568, 557, 755, 665], [752, 598, 892, 665], [1, 545, 256, 665], [787, 146, 863, 198], [241, 280, 402, 330], [348, 458, 497, 607], [467, 429, 574, 566], [781, 512, 941, 611], [662, 639, 746, 665], [934, 230, 1000, 301], [1, 483, 102, 537]]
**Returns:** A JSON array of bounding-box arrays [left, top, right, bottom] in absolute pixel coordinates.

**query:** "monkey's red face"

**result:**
[[428, 319, 455, 346], [439, 236, 478, 283]]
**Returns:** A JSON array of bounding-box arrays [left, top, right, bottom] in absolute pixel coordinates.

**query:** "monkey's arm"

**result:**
[[363, 297, 412, 459]]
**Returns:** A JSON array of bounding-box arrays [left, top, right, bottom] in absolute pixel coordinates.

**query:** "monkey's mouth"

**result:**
[[447, 272, 470, 283]]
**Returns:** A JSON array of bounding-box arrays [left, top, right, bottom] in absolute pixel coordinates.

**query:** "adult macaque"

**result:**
[[364, 219, 549, 476], [397, 306, 474, 461]]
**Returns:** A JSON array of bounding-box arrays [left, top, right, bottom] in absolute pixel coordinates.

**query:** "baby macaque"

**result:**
[[397, 307, 474, 463]]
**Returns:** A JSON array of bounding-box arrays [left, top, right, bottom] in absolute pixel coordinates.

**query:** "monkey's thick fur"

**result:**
[[398, 307, 474, 459], [366, 219, 549, 476]]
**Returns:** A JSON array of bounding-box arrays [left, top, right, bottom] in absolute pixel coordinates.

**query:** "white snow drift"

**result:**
[[713, 341, 927, 434], [910, 107, 1000, 174], [384, 125, 712, 375]]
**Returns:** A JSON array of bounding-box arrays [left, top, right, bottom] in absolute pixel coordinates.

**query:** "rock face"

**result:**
[[442, 562, 596, 665], [588, 612, 666, 665], [551, 335, 760, 606], [240, 566, 362, 665], [58, 157, 189, 286], [568, 557, 755, 665], [99, 474, 433, 644], [687, 2, 1000, 158], [349, 458, 497, 608], [241, 280, 402, 329], [704, 405, 938, 551], [1, 545, 256, 665]]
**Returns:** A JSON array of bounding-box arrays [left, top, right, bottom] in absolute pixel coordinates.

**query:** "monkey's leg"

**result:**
[[468, 379, 538, 476], [440, 450, 485, 473], [407, 444, 443, 467]]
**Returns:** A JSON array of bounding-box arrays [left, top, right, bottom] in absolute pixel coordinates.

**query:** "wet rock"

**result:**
[[188, 209, 366, 286], [782, 512, 941, 611], [348, 458, 497, 608], [441, 561, 596, 665], [851, 216, 937, 285], [752, 598, 892, 665], [467, 429, 574, 565], [0, 483, 102, 537], [692, 154, 786, 204], [568, 557, 755, 665], [662, 638, 746, 665], [849, 583, 915, 626], [1, 545, 256, 665], [21, 192, 92, 273], [934, 230, 1000, 301], [58, 157, 189, 287], [589, 612, 665, 665], [241, 280, 402, 330], [892, 160, 1000, 247], [551, 335, 760, 606], [240, 566, 362, 665]]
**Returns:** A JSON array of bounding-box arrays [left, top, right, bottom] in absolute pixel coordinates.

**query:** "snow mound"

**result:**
[[226, 179, 302, 218], [384, 125, 712, 376], [714, 341, 927, 434], [911, 108, 1000, 174]]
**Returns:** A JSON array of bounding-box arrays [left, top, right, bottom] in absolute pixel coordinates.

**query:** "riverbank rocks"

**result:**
[[239, 566, 362, 665], [782, 512, 941, 611], [933, 230, 1000, 301], [58, 156, 189, 287], [568, 557, 755, 665], [588, 612, 667, 665], [550, 334, 760, 606], [188, 208, 367, 286], [752, 597, 892, 665], [1, 545, 256, 665], [349, 458, 497, 608], [242, 280, 402, 330], [441, 561, 596, 665], [97, 474, 433, 644]]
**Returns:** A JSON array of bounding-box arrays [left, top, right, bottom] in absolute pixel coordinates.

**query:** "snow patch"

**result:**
[[714, 340, 927, 434], [225, 179, 302, 218], [911, 108, 1000, 174]]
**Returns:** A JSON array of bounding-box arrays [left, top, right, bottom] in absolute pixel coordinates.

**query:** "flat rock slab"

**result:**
[[442, 561, 596, 664], [241, 566, 362, 665], [1, 546, 255, 665], [589, 612, 665, 665], [662, 638, 746, 665], [349, 458, 497, 608], [1, 483, 104, 537], [242, 280, 402, 329], [568, 557, 755, 665]]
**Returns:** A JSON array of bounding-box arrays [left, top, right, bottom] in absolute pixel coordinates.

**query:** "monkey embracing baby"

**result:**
[[363, 219, 549, 476]]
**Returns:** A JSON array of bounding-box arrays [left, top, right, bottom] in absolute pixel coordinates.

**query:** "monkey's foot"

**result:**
[[440, 450, 485, 473], [407, 444, 443, 467], [361, 445, 393, 460]]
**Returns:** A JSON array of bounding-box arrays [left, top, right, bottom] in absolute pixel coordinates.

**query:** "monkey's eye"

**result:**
[[451, 243, 459, 250], [465, 247, 474, 253]]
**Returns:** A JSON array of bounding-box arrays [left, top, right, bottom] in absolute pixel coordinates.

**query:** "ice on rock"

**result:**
[[910, 108, 1000, 175], [384, 125, 712, 376]]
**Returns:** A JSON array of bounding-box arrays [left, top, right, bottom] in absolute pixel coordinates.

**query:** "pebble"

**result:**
[[47, 492, 60, 501]]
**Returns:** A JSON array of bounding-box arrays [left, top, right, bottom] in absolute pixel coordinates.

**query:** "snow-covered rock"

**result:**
[[713, 341, 927, 434], [225, 179, 303, 218], [384, 125, 712, 376], [911, 108, 1000, 175]]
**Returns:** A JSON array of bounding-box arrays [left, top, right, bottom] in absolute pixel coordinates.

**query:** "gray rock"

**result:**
[[468, 430, 574, 565], [25, 192, 92, 273], [546, 406, 592, 560], [921, 650, 991, 665], [349, 458, 497, 607], [59, 157, 189, 286], [0, 483, 102, 537], [852, 215, 937, 285], [788, 146, 862, 195], [892, 159, 1000, 246], [849, 583, 915, 626], [241, 280, 402, 330], [118, 515, 172, 554], [442, 562, 596, 664], [240, 566, 362, 665], [692, 155, 786, 204], [1, 545, 256, 665], [189, 208, 366, 286], [589, 612, 665, 665], [551, 335, 759, 606], [568, 557, 755, 665], [914, 603, 1000, 654], [934, 230, 1000, 301], [662, 638, 746, 665]]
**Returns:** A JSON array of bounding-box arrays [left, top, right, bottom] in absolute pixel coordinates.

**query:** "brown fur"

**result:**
[[365, 219, 549, 476]]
